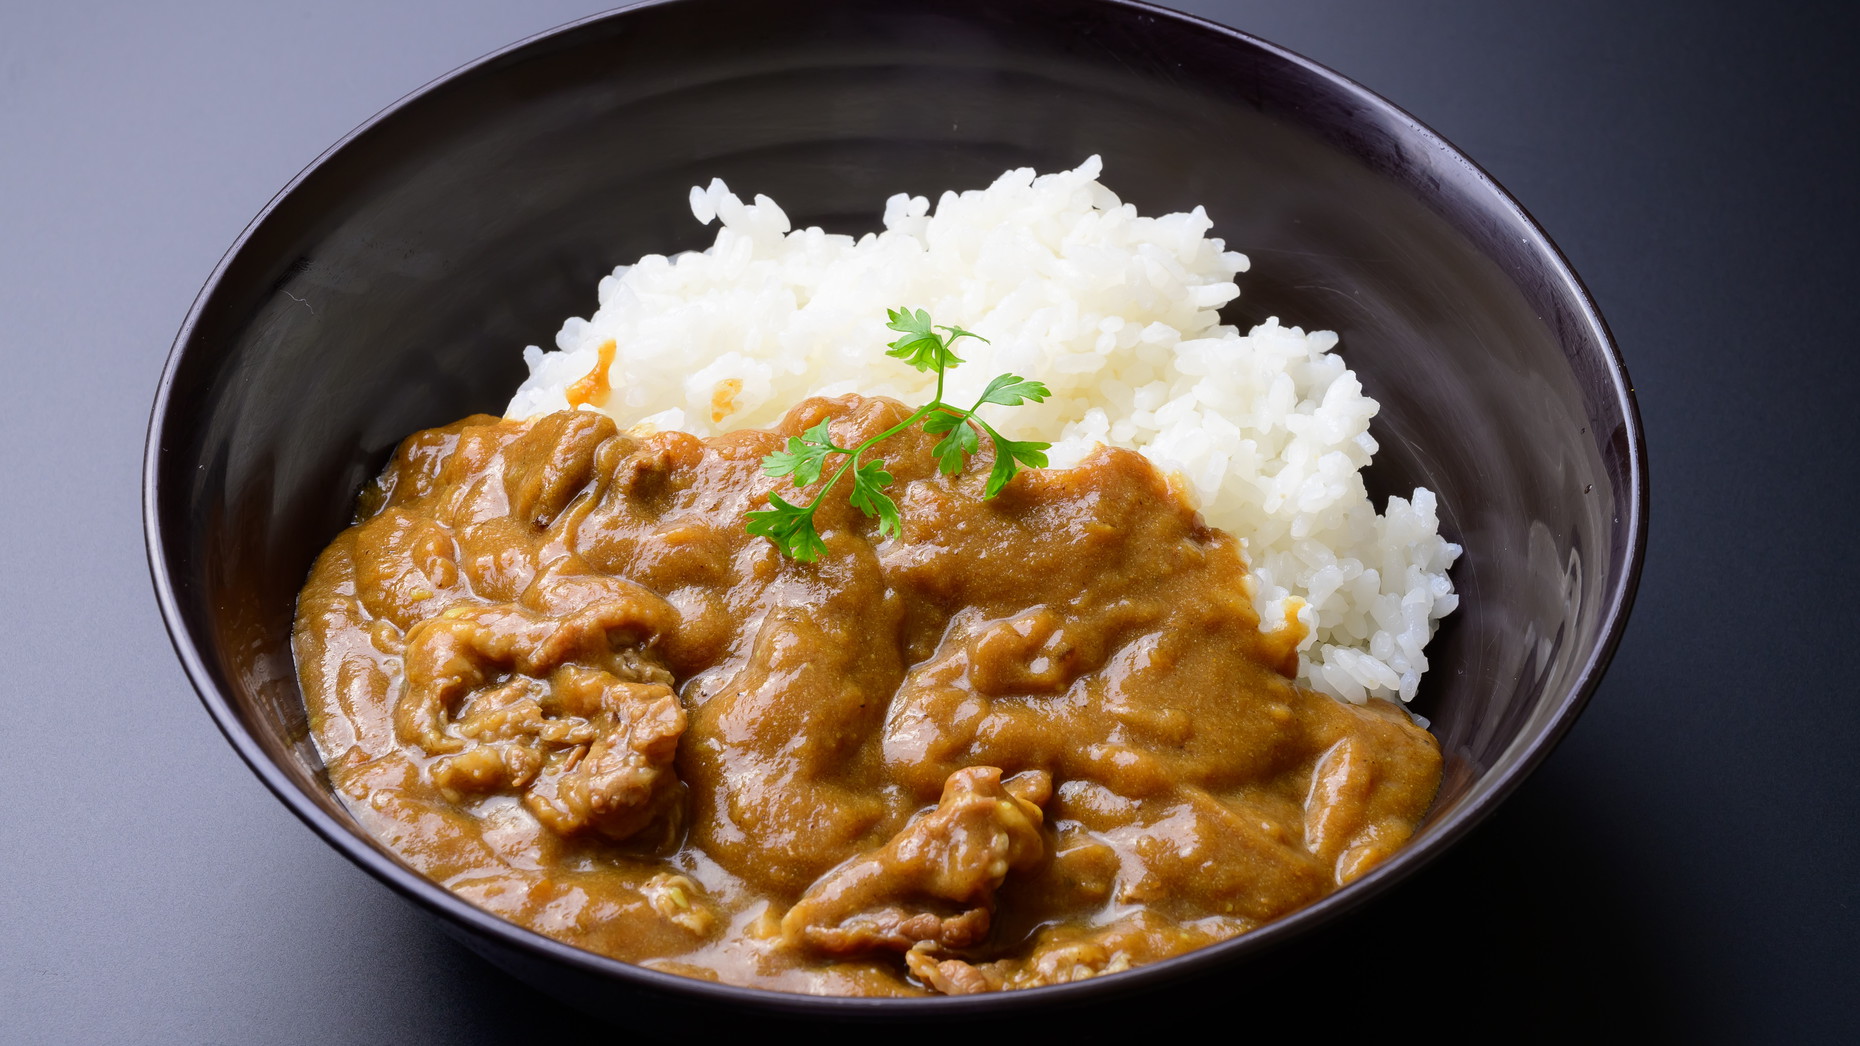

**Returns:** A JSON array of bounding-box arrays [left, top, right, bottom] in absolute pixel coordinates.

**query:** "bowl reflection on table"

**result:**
[[144, 0, 1645, 1026]]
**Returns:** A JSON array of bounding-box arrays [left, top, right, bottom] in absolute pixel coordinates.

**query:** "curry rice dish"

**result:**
[[293, 163, 1457, 995]]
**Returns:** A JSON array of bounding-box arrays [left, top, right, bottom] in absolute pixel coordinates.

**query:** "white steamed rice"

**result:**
[[506, 157, 1461, 704]]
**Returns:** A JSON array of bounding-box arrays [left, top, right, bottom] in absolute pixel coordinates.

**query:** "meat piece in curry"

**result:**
[[294, 394, 1442, 995]]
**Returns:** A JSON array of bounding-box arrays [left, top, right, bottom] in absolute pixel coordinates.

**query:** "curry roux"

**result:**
[[294, 394, 1442, 995]]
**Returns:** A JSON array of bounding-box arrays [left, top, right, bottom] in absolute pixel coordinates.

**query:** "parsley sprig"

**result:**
[[744, 308, 1051, 561]]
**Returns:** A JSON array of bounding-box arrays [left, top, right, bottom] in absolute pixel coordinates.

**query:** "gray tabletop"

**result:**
[[4, 1, 1855, 1042]]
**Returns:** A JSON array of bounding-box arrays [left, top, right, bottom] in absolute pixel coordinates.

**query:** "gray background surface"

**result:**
[[3, 1, 1856, 1041]]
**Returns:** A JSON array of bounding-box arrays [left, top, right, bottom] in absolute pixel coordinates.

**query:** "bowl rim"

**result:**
[[143, 0, 1648, 1018]]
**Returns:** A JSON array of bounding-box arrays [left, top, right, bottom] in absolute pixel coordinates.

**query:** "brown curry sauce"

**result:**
[[294, 394, 1442, 995]]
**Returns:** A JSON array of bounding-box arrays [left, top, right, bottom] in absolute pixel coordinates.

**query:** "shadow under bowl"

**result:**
[[144, 0, 1646, 1026]]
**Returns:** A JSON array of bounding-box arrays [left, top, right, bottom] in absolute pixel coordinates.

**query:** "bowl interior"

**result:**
[[147, 0, 1641, 1019]]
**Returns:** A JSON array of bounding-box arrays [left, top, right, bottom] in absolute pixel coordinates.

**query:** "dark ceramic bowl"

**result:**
[[145, 0, 1645, 1026]]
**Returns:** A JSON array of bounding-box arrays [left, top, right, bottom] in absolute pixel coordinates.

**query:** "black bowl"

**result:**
[[144, 0, 1645, 1026]]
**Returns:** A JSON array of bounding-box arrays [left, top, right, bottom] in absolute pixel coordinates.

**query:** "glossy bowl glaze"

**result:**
[[145, 0, 1645, 1026]]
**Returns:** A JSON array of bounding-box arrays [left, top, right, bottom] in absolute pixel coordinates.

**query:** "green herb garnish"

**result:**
[[744, 307, 1051, 561]]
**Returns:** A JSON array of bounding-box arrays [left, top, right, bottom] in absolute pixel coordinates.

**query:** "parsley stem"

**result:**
[[796, 402, 946, 514], [973, 415, 1010, 452]]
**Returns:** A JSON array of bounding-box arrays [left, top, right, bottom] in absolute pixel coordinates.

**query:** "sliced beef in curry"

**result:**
[[295, 394, 1442, 996]]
